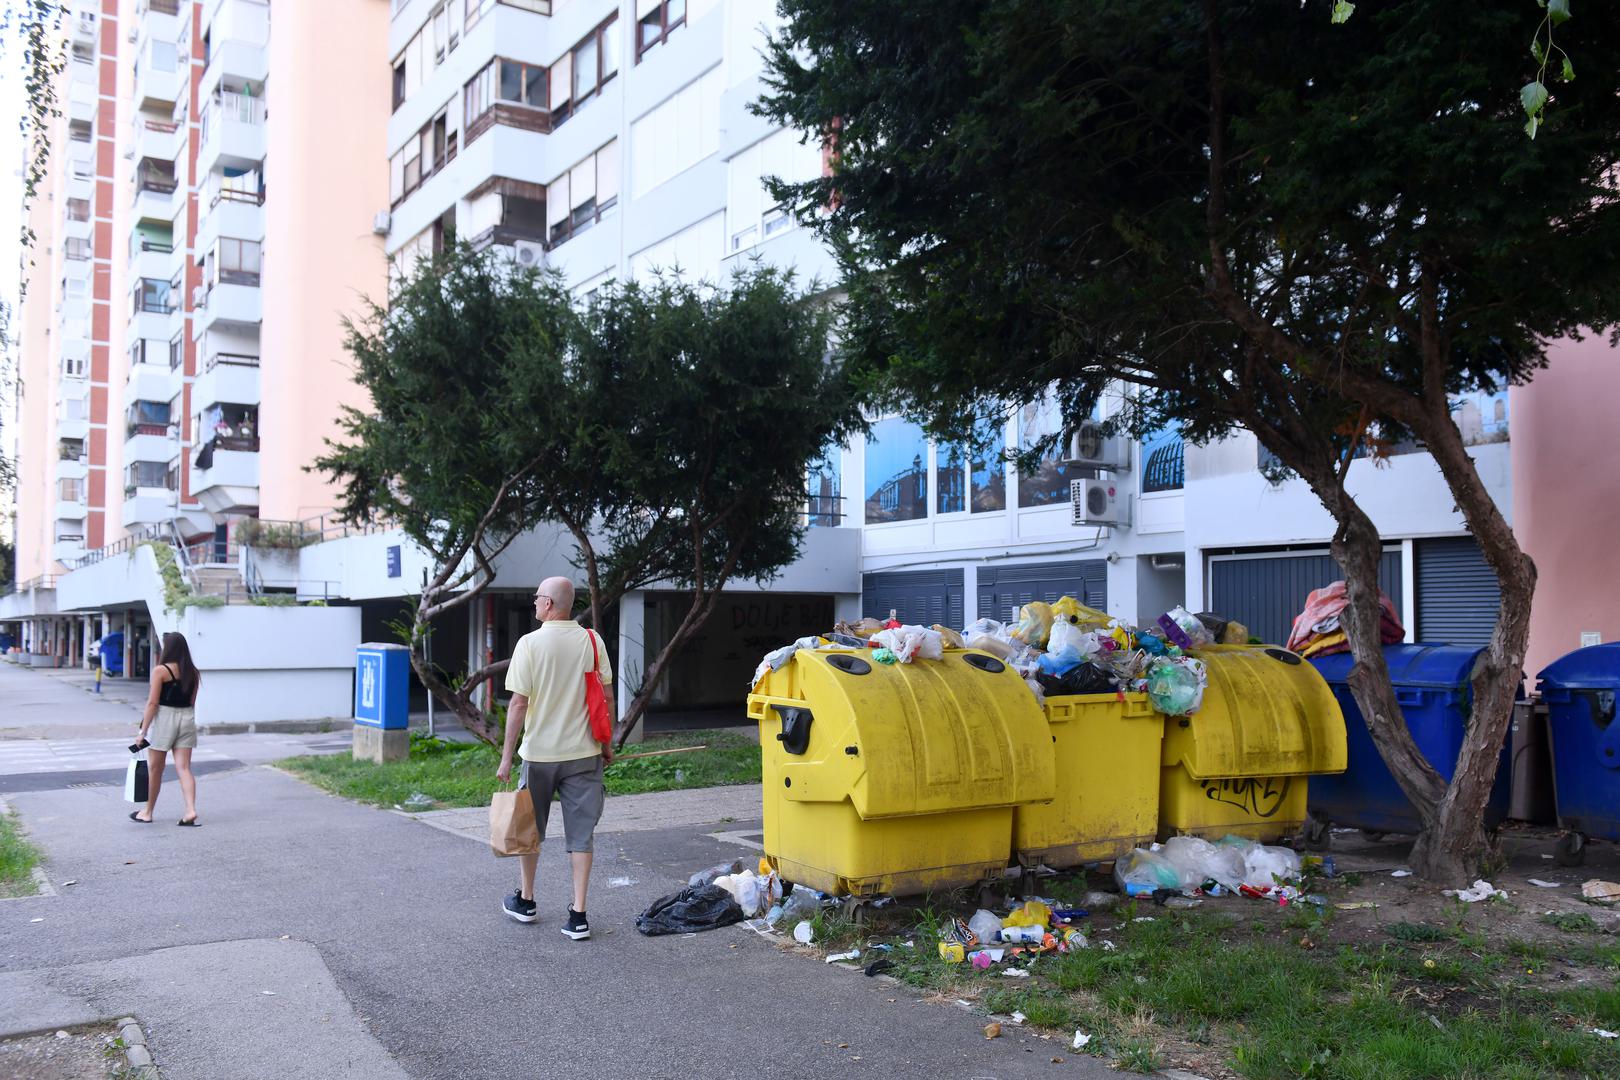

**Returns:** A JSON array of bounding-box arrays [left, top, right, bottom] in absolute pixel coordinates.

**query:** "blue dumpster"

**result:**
[[354, 643, 410, 730], [1306, 644, 1512, 842], [1538, 643, 1620, 866], [99, 631, 125, 676]]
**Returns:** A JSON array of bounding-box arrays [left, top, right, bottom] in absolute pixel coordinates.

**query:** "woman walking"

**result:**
[[130, 632, 201, 826]]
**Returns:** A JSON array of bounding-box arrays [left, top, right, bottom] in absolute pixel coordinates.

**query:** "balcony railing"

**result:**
[[136, 177, 178, 196], [212, 435, 259, 453], [127, 423, 169, 437], [133, 295, 175, 314], [146, 0, 181, 15], [218, 269, 260, 287], [141, 118, 179, 135], [206, 352, 260, 371]]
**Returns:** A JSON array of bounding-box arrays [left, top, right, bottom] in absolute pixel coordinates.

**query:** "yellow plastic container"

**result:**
[[1013, 692, 1163, 869], [748, 648, 1056, 897], [1159, 645, 1346, 843]]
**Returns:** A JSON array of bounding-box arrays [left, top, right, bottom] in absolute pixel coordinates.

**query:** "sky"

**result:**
[[1, 0, 38, 476]]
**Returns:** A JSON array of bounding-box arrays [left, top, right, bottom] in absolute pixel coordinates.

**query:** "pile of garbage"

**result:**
[[1113, 835, 1324, 907], [933, 898, 1094, 971], [752, 600, 1256, 718], [1285, 581, 1406, 659]]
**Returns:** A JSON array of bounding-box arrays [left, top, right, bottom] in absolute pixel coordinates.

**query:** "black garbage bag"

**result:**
[[1036, 662, 1117, 697], [636, 884, 746, 936]]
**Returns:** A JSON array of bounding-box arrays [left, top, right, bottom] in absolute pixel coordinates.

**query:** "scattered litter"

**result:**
[[1001, 967, 1031, 978], [1581, 880, 1620, 904], [1541, 854, 1555, 860], [1391, 870, 1413, 878], [1073, 1030, 1092, 1050], [939, 942, 966, 963], [608, 876, 639, 888], [1428, 1014, 1444, 1032], [1336, 901, 1378, 911], [29, 918, 43, 923], [636, 884, 747, 936], [968, 908, 1004, 944], [1593, 1029, 1619, 1039], [261, 990, 277, 996], [863, 959, 894, 977], [793, 920, 815, 945], [400, 792, 434, 810], [1100, 940, 1116, 951], [1010, 1011, 1027, 1025], [1443, 879, 1507, 903], [826, 950, 861, 964], [984, 1022, 1002, 1040], [61, 879, 78, 887], [1528, 879, 1562, 889], [1132, 916, 1156, 923]]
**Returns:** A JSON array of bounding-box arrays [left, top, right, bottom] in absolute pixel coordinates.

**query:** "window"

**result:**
[[59, 438, 86, 461], [66, 198, 90, 222], [126, 400, 172, 438], [64, 237, 91, 261], [1017, 394, 1079, 508], [727, 128, 822, 252], [69, 119, 91, 143], [636, 0, 685, 60], [938, 418, 1006, 514], [390, 104, 459, 207], [59, 478, 85, 503], [551, 15, 619, 126], [61, 354, 86, 378], [808, 448, 841, 527], [134, 278, 172, 314], [546, 140, 618, 246], [864, 418, 928, 524], [431, 3, 450, 61], [127, 461, 172, 490], [628, 212, 721, 280], [151, 40, 177, 73], [392, 59, 406, 110], [169, 334, 183, 371], [216, 238, 261, 285], [630, 66, 722, 198], [131, 339, 148, 367], [465, 0, 552, 27]]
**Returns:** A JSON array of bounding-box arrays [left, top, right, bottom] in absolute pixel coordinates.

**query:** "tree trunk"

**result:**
[[407, 644, 501, 745], [1404, 408, 1536, 883]]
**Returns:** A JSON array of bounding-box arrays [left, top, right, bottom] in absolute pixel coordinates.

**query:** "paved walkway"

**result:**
[[410, 783, 765, 844]]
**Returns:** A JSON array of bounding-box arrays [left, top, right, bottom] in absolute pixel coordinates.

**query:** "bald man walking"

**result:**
[[496, 576, 614, 939]]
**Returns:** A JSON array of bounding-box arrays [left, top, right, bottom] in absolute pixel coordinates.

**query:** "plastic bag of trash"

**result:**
[[714, 869, 770, 917], [1161, 836, 1247, 890], [968, 908, 1004, 945], [637, 884, 746, 936], [834, 617, 885, 640], [1145, 657, 1207, 716], [1010, 602, 1056, 649], [871, 625, 944, 663], [1037, 644, 1084, 678], [1114, 848, 1183, 896], [688, 859, 744, 889], [1036, 662, 1117, 697], [1241, 844, 1303, 887], [933, 625, 966, 649], [1002, 900, 1053, 929], [780, 885, 823, 922], [1157, 606, 1216, 650]]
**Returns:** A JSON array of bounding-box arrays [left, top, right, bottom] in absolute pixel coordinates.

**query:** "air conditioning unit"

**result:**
[[1063, 420, 1130, 471], [1071, 478, 1130, 528], [371, 210, 391, 236], [513, 239, 544, 267]]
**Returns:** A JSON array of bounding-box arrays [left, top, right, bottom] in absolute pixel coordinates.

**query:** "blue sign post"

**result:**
[[354, 642, 411, 762]]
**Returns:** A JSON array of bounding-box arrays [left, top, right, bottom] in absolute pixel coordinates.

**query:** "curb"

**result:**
[[115, 1016, 161, 1079], [197, 718, 353, 736]]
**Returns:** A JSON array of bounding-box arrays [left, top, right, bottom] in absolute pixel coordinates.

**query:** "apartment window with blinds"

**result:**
[[66, 198, 90, 222], [64, 237, 91, 261], [391, 104, 458, 207], [59, 478, 84, 503], [462, 58, 547, 149], [550, 15, 619, 127], [636, 0, 685, 60], [547, 141, 619, 247]]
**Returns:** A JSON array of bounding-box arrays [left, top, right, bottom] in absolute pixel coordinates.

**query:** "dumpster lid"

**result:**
[[1538, 642, 1620, 692], [1170, 645, 1346, 778], [1310, 643, 1483, 689]]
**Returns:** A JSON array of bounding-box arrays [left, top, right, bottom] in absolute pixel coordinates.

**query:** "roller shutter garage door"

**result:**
[[1415, 536, 1500, 648], [1208, 549, 1403, 648], [976, 560, 1108, 625], [861, 569, 964, 628]]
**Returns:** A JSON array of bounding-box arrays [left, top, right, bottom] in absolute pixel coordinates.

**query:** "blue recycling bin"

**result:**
[[99, 631, 125, 676], [354, 643, 410, 730], [1538, 643, 1620, 865], [1307, 644, 1512, 840]]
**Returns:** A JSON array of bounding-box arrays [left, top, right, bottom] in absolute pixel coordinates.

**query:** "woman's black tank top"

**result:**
[[158, 664, 194, 707]]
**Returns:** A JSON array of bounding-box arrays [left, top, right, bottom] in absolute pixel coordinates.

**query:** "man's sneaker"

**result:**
[[503, 891, 537, 924], [561, 907, 590, 940]]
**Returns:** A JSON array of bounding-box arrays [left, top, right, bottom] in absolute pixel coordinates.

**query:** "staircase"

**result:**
[[190, 565, 253, 604]]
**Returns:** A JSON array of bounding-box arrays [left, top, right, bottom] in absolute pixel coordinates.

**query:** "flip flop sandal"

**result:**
[[128, 811, 152, 823], [177, 818, 200, 827]]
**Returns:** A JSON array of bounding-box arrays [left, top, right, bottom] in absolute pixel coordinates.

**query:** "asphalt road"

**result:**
[[0, 664, 1115, 1080]]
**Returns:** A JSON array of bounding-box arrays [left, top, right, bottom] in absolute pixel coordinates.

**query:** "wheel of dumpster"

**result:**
[[1301, 816, 1332, 852], [1556, 831, 1588, 868]]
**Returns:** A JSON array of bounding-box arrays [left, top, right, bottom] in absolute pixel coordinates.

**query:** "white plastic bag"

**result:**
[[1161, 835, 1247, 890], [968, 908, 1004, 945], [1241, 844, 1303, 887], [965, 619, 1018, 659], [1114, 847, 1183, 896], [872, 624, 944, 663]]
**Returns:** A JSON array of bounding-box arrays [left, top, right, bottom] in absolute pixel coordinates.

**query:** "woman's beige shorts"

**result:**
[[148, 705, 197, 751]]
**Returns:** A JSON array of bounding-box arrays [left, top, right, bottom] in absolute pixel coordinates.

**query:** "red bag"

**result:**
[[584, 631, 612, 743]]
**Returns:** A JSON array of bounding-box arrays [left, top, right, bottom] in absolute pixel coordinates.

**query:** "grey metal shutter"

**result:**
[[977, 560, 1108, 624], [1415, 536, 1500, 648], [1208, 550, 1403, 647], [861, 569, 965, 628]]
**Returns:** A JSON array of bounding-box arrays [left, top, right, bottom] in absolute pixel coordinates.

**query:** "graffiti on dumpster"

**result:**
[[1199, 776, 1291, 818]]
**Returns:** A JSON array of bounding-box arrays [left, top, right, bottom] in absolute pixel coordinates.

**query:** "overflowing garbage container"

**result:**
[[1013, 691, 1164, 870], [748, 646, 1055, 898], [1538, 643, 1620, 866], [1306, 644, 1513, 845], [1158, 645, 1346, 843]]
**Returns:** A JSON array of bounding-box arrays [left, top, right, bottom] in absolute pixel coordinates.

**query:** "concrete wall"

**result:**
[[1513, 339, 1620, 677], [182, 603, 361, 722], [257, 0, 390, 521]]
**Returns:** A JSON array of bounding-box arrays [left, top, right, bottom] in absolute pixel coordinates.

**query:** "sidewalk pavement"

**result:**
[[408, 782, 765, 845]]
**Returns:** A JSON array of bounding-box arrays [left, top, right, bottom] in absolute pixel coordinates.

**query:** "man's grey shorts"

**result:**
[[519, 756, 606, 853]]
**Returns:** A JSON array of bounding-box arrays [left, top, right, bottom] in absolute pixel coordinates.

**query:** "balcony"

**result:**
[[68, 54, 96, 91], [193, 353, 260, 411], [55, 451, 89, 482], [121, 490, 176, 530], [53, 536, 87, 564], [56, 413, 90, 442], [126, 432, 175, 465], [54, 499, 87, 524], [133, 117, 184, 164], [197, 91, 267, 176], [193, 281, 261, 336], [199, 40, 268, 104], [134, 176, 182, 225], [70, 8, 96, 48], [127, 362, 177, 406], [66, 77, 96, 125], [192, 446, 258, 516], [203, 0, 271, 44], [130, 239, 178, 284], [135, 0, 182, 56], [196, 199, 264, 259]]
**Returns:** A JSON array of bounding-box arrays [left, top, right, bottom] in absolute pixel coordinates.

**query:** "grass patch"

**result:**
[[1386, 921, 1455, 943], [0, 809, 43, 898], [275, 727, 761, 810], [1542, 911, 1601, 934]]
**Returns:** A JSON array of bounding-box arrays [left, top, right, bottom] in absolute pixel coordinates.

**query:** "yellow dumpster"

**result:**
[[1013, 692, 1163, 869], [748, 648, 1056, 898], [1159, 645, 1346, 843]]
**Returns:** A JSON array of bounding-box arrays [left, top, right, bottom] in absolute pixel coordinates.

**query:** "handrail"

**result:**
[[167, 520, 199, 591], [206, 352, 260, 371]]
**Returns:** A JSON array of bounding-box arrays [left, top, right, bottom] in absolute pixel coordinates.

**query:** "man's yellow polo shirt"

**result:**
[[504, 620, 613, 763]]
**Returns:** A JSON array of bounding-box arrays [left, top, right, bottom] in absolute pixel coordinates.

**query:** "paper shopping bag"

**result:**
[[489, 788, 539, 857], [125, 757, 149, 803]]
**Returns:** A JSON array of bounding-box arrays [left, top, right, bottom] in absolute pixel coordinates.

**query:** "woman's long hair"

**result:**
[[158, 632, 199, 700]]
